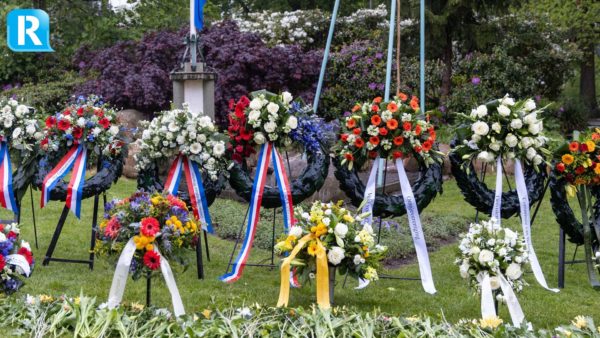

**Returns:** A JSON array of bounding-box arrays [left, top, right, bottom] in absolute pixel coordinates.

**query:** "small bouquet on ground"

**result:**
[[135, 105, 231, 182], [456, 218, 528, 297], [95, 191, 200, 279], [275, 201, 387, 308], [41, 95, 124, 159], [0, 223, 34, 294], [335, 94, 441, 170], [227, 90, 298, 162], [0, 97, 43, 162], [452, 95, 549, 167]]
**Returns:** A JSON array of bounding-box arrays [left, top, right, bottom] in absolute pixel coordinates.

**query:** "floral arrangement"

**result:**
[[95, 191, 200, 279], [0, 97, 43, 163], [553, 129, 600, 197], [456, 218, 528, 298], [0, 223, 34, 294], [135, 105, 231, 181], [275, 201, 387, 283], [335, 94, 441, 170], [41, 95, 124, 159], [227, 91, 298, 162], [453, 95, 549, 166]]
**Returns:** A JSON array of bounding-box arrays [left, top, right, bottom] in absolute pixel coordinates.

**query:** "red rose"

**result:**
[[72, 127, 83, 139], [403, 122, 412, 131], [352, 128, 361, 135], [344, 153, 354, 161], [415, 125, 422, 136], [141, 217, 160, 237], [143, 250, 161, 270], [99, 118, 110, 129], [580, 143, 589, 152], [77, 107, 84, 116], [414, 145, 422, 153], [368, 151, 378, 159], [63, 109, 71, 116], [354, 138, 365, 148], [556, 163, 565, 173], [240, 128, 252, 141], [41, 138, 49, 148], [371, 105, 380, 112], [7, 231, 17, 240], [379, 127, 388, 136], [422, 140, 432, 152], [17, 247, 34, 265], [341, 134, 349, 142], [239, 95, 250, 107], [575, 166, 585, 175], [57, 119, 71, 131], [45, 116, 56, 128], [392, 151, 403, 159], [0, 255, 5, 271], [95, 109, 104, 118], [369, 136, 380, 145]]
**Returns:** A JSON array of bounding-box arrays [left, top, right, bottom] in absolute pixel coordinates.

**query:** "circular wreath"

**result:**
[[449, 151, 547, 219], [32, 95, 126, 200], [0, 98, 44, 202], [134, 107, 230, 206], [226, 92, 331, 208], [549, 172, 600, 246]]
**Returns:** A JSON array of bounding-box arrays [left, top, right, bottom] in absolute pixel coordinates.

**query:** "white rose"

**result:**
[[25, 124, 36, 135], [491, 122, 501, 134], [489, 142, 501, 152], [92, 127, 102, 136], [8, 99, 18, 107], [505, 134, 518, 148], [510, 119, 523, 130], [477, 151, 494, 163], [523, 113, 537, 125], [501, 95, 515, 106], [476, 105, 488, 118], [282, 91, 293, 104], [524, 99, 536, 111], [168, 122, 180, 132], [520, 137, 533, 148], [248, 110, 261, 122], [286, 115, 298, 130], [353, 254, 365, 265], [190, 143, 202, 154], [199, 116, 213, 128], [264, 121, 277, 133], [497, 105, 511, 117], [249, 98, 263, 110], [109, 125, 119, 136], [489, 276, 501, 290], [478, 249, 494, 264], [472, 121, 489, 136], [526, 147, 537, 160], [459, 263, 470, 279], [498, 247, 507, 257], [470, 246, 481, 256], [289, 226, 303, 238], [334, 223, 348, 238], [533, 155, 543, 166], [528, 123, 541, 135], [506, 263, 523, 280], [213, 142, 225, 157], [33, 131, 43, 140], [12, 127, 22, 139], [16, 105, 28, 117], [197, 134, 207, 143], [471, 134, 481, 142], [327, 246, 345, 266], [266, 102, 280, 115], [0, 232, 5, 242], [253, 132, 266, 144], [487, 239, 495, 246]]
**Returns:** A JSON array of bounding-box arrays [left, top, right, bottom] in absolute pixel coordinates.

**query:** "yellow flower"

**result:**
[[561, 154, 574, 165], [572, 315, 587, 329], [74, 297, 80, 305], [307, 241, 319, 256], [594, 163, 600, 175], [130, 302, 144, 312], [151, 197, 161, 205], [566, 184, 577, 198], [133, 235, 155, 250], [586, 141, 596, 153], [343, 214, 355, 223], [145, 244, 154, 251], [479, 316, 503, 330], [99, 220, 108, 229], [39, 295, 54, 303], [202, 309, 212, 319]]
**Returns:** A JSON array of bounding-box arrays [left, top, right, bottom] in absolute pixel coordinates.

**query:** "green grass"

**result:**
[[3, 177, 600, 329]]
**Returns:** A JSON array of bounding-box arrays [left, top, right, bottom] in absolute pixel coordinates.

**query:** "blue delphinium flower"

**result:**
[[0, 241, 13, 256]]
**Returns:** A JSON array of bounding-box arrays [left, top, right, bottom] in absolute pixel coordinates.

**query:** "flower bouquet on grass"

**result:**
[[456, 218, 528, 326], [553, 129, 600, 288], [335, 94, 442, 170], [0, 223, 34, 294], [275, 201, 387, 308]]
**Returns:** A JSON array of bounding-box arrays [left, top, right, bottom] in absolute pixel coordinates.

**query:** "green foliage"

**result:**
[[3, 72, 87, 114]]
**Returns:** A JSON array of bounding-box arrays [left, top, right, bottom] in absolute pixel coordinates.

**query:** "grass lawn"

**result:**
[[3, 176, 599, 329]]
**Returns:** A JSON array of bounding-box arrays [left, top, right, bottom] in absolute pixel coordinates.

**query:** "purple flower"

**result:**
[[368, 83, 377, 90], [535, 95, 541, 102], [375, 52, 383, 59], [471, 77, 481, 85], [439, 105, 447, 113]]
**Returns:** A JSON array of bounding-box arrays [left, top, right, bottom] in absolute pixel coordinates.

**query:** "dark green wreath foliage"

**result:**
[[449, 151, 547, 219], [228, 147, 330, 208], [332, 157, 443, 218]]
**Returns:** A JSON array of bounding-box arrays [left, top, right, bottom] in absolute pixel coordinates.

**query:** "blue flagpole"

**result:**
[[384, 0, 396, 102], [313, 0, 340, 114], [419, 0, 425, 112]]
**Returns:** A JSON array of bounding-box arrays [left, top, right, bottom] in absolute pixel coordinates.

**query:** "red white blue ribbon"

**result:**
[[0, 141, 18, 214], [221, 142, 296, 283], [41, 145, 87, 218], [164, 154, 214, 234]]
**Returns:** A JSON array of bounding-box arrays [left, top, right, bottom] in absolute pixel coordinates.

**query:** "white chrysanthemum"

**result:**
[[327, 246, 345, 265], [471, 121, 489, 136], [190, 143, 202, 154]]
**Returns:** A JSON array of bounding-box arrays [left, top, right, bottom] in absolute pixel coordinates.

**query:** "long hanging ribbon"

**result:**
[[0, 142, 18, 214], [491, 157, 503, 220], [480, 272, 525, 326], [164, 154, 214, 234], [41, 145, 87, 218], [395, 158, 436, 294], [362, 157, 380, 225], [277, 234, 330, 309], [107, 238, 185, 317], [514, 159, 559, 292], [221, 142, 295, 283]]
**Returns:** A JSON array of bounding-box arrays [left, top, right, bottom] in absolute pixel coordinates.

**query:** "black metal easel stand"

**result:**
[[42, 158, 103, 269]]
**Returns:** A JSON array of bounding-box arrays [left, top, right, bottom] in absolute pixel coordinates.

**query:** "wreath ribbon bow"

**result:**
[[0, 141, 18, 214], [277, 233, 330, 309], [41, 145, 87, 218]]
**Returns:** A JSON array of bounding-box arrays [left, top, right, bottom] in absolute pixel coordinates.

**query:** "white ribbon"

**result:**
[[107, 238, 186, 316], [6, 254, 31, 277], [513, 160, 559, 292], [491, 157, 503, 220], [362, 157, 380, 226], [355, 277, 370, 290], [480, 272, 525, 327], [396, 158, 436, 294]]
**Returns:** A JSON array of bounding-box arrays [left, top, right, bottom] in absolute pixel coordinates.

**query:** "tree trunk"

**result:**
[[440, 29, 453, 118], [580, 44, 599, 117]]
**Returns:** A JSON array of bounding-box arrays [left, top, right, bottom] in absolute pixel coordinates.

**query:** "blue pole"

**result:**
[[384, 0, 397, 102], [313, 0, 340, 114], [419, 0, 425, 112]]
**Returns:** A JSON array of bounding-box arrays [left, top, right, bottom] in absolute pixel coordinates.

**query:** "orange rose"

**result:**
[[415, 125, 422, 136], [410, 99, 419, 111], [371, 105, 380, 112], [351, 104, 361, 112], [386, 119, 398, 130], [422, 140, 432, 152], [346, 118, 357, 128], [397, 92, 408, 101], [344, 153, 354, 161], [352, 128, 361, 135], [373, 97, 383, 104], [369, 136, 380, 145], [387, 102, 398, 113], [371, 115, 382, 126], [393, 136, 404, 146], [569, 142, 579, 152], [355, 138, 365, 148], [379, 127, 388, 136]]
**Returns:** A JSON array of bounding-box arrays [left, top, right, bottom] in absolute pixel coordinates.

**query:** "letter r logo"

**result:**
[[7, 9, 54, 52]]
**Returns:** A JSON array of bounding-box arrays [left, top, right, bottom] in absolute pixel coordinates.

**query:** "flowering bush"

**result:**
[[553, 130, 600, 196], [335, 95, 441, 170], [227, 91, 298, 162], [456, 218, 528, 297], [95, 191, 200, 279], [0, 97, 43, 163], [452, 95, 550, 166], [135, 106, 230, 181], [275, 201, 387, 283], [0, 223, 34, 295], [41, 95, 124, 159]]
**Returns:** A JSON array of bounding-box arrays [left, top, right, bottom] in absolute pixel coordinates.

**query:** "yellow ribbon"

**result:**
[[277, 234, 330, 309]]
